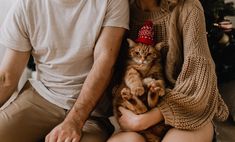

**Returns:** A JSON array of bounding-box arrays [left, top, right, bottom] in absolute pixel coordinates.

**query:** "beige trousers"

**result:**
[[0, 82, 113, 142]]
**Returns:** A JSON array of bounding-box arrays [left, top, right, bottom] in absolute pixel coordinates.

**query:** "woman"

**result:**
[[107, 0, 229, 141]]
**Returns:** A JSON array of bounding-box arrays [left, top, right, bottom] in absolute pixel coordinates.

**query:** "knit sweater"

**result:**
[[129, 0, 229, 130]]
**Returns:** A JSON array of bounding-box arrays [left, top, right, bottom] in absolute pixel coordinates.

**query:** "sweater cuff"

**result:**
[[158, 99, 175, 127]]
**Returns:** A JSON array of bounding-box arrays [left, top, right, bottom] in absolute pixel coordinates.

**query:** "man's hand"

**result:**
[[45, 119, 82, 142]]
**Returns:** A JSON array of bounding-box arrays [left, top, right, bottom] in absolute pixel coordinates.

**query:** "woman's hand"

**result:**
[[118, 107, 145, 131], [118, 106, 164, 132]]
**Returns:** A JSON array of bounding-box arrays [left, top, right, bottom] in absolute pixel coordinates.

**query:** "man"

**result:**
[[0, 0, 129, 141]]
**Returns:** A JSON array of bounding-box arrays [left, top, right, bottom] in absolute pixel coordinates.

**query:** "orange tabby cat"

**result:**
[[113, 38, 169, 142]]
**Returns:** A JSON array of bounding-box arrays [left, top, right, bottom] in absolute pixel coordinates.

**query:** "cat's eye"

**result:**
[[135, 52, 140, 55], [147, 53, 152, 56]]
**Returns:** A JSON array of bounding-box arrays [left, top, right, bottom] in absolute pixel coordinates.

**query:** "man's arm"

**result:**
[[0, 48, 30, 106], [46, 26, 126, 142], [67, 26, 125, 125]]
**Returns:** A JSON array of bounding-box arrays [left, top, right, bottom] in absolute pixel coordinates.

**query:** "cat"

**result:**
[[113, 38, 170, 142]]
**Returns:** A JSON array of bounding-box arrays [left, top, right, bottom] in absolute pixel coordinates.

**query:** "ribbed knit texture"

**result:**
[[129, 0, 229, 130]]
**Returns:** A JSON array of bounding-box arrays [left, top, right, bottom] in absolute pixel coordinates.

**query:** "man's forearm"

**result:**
[[64, 54, 114, 128], [64, 26, 125, 129]]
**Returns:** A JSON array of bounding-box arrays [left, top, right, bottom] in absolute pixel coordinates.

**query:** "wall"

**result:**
[[0, 0, 14, 59]]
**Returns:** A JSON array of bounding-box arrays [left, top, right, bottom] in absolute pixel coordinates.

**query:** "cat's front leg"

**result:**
[[122, 95, 148, 115], [143, 78, 165, 97], [143, 78, 165, 108], [121, 87, 132, 100], [125, 68, 145, 96], [143, 77, 156, 87]]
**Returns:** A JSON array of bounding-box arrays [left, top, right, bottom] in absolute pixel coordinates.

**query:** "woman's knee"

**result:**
[[162, 122, 214, 142], [107, 132, 145, 142]]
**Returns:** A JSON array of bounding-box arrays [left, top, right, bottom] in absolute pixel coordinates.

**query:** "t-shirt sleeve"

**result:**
[[102, 0, 129, 30], [0, 0, 32, 52]]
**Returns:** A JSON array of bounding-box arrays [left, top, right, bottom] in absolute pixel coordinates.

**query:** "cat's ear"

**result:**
[[127, 38, 137, 48], [155, 42, 165, 51]]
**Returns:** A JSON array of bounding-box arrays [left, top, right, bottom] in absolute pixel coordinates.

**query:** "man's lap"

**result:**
[[0, 82, 113, 142]]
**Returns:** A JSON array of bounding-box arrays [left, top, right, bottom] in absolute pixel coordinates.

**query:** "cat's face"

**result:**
[[127, 39, 162, 65]]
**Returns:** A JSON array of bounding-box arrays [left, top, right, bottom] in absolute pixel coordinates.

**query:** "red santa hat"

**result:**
[[135, 20, 155, 45]]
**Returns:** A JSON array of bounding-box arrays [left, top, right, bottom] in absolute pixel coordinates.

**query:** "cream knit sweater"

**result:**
[[129, 0, 229, 130]]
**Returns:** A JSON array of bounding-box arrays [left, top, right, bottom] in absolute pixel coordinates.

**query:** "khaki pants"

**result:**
[[0, 82, 114, 142]]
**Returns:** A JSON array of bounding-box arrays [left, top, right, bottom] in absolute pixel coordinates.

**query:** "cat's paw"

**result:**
[[158, 87, 165, 97], [151, 86, 165, 97], [121, 88, 132, 100], [148, 81, 165, 96], [131, 86, 145, 96], [147, 85, 165, 106]]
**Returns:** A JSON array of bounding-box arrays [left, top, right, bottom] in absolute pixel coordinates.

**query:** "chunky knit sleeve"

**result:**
[[158, 0, 229, 130]]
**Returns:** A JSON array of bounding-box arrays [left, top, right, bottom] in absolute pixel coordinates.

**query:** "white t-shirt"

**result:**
[[0, 0, 129, 110]]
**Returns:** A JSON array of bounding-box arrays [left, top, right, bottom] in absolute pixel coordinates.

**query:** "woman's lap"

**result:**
[[107, 132, 145, 142], [108, 122, 214, 142], [162, 122, 214, 142]]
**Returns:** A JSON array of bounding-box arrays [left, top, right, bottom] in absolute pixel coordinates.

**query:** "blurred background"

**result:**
[[0, 0, 235, 141]]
